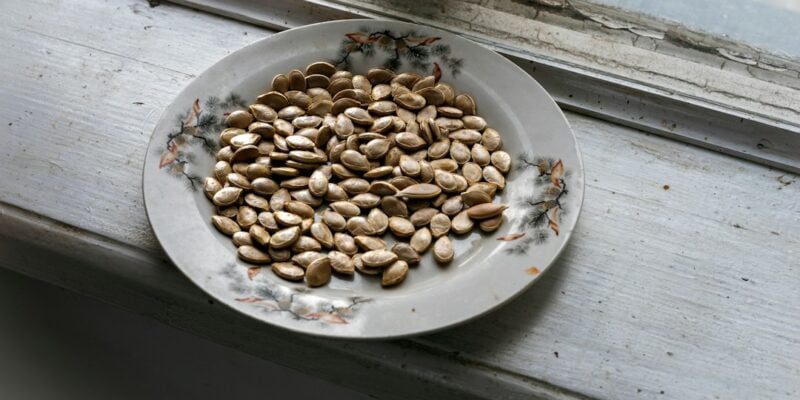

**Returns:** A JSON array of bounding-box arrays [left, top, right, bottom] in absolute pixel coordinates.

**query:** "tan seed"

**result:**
[[236, 206, 258, 228], [471, 144, 491, 167], [324, 183, 349, 202], [246, 163, 271, 180], [274, 211, 303, 226], [364, 166, 394, 179], [237, 245, 271, 264], [268, 247, 292, 262], [388, 175, 418, 190], [399, 155, 421, 176], [410, 227, 432, 253], [416, 87, 445, 106], [212, 187, 242, 207], [482, 128, 503, 151], [391, 243, 420, 265], [271, 74, 290, 92], [285, 135, 316, 150], [450, 141, 471, 164], [441, 196, 463, 216], [322, 210, 347, 232], [437, 106, 463, 118], [367, 208, 389, 235], [454, 93, 476, 115], [328, 251, 354, 275], [270, 226, 301, 248], [368, 100, 397, 116], [269, 188, 291, 211], [340, 149, 371, 171], [272, 262, 304, 281], [395, 92, 426, 110], [382, 260, 409, 287], [346, 216, 374, 236], [211, 215, 240, 236], [334, 232, 358, 255], [249, 224, 271, 247], [381, 196, 409, 217], [350, 193, 381, 208], [305, 74, 330, 89], [232, 231, 253, 247], [361, 250, 398, 268], [466, 203, 508, 219], [251, 177, 279, 195], [483, 166, 506, 189], [461, 190, 492, 207], [306, 61, 336, 77], [203, 177, 222, 199], [388, 217, 415, 237], [430, 213, 451, 238], [290, 189, 323, 207], [354, 235, 387, 251], [467, 182, 498, 197], [430, 158, 458, 172], [433, 236, 455, 263], [292, 251, 326, 269], [328, 201, 360, 218], [479, 215, 504, 232], [344, 107, 373, 126], [257, 211, 279, 231], [395, 132, 428, 151], [339, 178, 370, 195], [226, 110, 254, 128], [257, 91, 288, 109], [354, 254, 381, 275], [451, 210, 474, 234], [292, 236, 322, 253], [367, 67, 395, 84], [490, 151, 512, 173], [230, 133, 261, 148], [410, 207, 438, 227], [273, 119, 295, 136]]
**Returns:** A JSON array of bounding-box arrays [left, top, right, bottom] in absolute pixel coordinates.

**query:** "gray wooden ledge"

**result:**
[[1, 0, 799, 399]]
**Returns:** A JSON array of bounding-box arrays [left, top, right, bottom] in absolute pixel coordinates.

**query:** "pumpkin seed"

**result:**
[[273, 119, 294, 136], [435, 117, 464, 133], [328, 251, 354, 275], [231, 145, 260, 163], [236, 206, 258, 228], [430, 213, 451, 238], [279, 176, 309, 190], [274, 211, 302, 226], [382, 260, 409, 287], [437, 106, 462, 118], [257, 91, 289, 109], [346, 216, 374, 236], [388, 217, 415, 237], [271, 74, 290, 92], [251, 177, 279, 195], [479, 215, 504, 232], [490, 151, 512, 173], [466, 182, 498, 197], [433, 236, 455, 263], [449, 141, 471, 164], [416, 87, 445, 106], [466, 203, 508, 219], [300, 218, 313, 233], [434, 169, 459, 192], [232, 231, 253, 247], [257, 211, 279, 231], [269, 188, 291, 211], [395, 92, 426, 110], [307, 99, 333, 116], [292, 251, 325, 269], [305, 74, 330, 89], [399, 155, 421, 176], [410, 207, 438, 227], [364, 165, 394, 179], [372, 84, 392, 101], [211, 215, 240, 236], [483, 166, 506, 189], [249, 224, 271, 247], [203, 177, 222, 199], [324, 183, 349, 202], [306, 61, 336, 77], [212, 187, 242, 206], [214, 161, 232, 183], [454, 93, 476, 115], [391, 243, 420, 265], [350, 193, 381, 208], [226, 110, 254, 128], [329, 201, 360, 218], [481, 128, 503, 151], [332, 98, 360, 115], [249, 104, 277, 123], [461, 190, 492, 207], [367, 208, 389, 234], [270, 226, 301, 248], [238, 245, 271, 264], [451, 210, 474, 234], [361, 250, 398, 268], [354, 254, 381, 275], [339, 178, 370, 195], [427, 139, 451, 160], [322, 210, 346, 232], [395, 132, 428, 151], [290, 189, 323, 207], [334, 232, 358, 255], [272, 262, 304, 281], [410, 227, 432, 253], [449, 129, 482, 145], [268, 247, 293, 262], [441, 196, 463, 216], [340, 149, 370, 171], [344, 107, 373, 126], [367, 67, 395, 84], [246, 163, 271, 180], [351, 236, 384, 251], [285, 135, 315, 150], [288, 69, 306, 91], [331, 163, 357, 179], [292, 236, 322, 253], [388, 176, 417, 190]]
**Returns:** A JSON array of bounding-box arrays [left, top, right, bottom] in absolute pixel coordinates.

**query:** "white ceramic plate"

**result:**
[[143, 20, 584, 339]]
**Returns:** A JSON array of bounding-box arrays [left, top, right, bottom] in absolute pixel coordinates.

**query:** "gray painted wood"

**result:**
[[0, 0, 798, 399]]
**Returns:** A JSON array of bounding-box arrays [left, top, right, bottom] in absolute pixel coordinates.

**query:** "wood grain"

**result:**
[[0, 0, 798, 399]]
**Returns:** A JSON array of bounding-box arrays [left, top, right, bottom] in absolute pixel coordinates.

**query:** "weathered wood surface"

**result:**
[[0, 0, 798, 399]]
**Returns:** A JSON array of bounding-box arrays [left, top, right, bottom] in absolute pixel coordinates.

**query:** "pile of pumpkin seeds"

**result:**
[[204, 61, 510, 288]]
